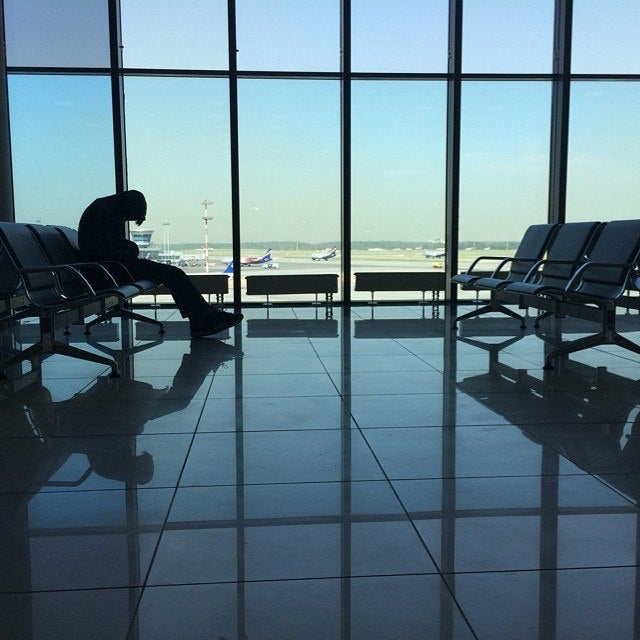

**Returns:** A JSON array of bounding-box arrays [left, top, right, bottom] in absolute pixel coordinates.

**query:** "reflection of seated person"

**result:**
[[78, 190, 242, 338], [2, 340, 242, 490]]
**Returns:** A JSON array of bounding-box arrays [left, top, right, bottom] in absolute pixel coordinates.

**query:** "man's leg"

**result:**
[[124, 259, 242, 336], [125, 259, 207, 317]]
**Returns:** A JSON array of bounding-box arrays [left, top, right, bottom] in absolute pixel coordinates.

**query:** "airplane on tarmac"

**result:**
[[424, 248, 446, 259], [223, 249, 274, 273], [241, 249, 273, 266], [311, 247, 338, 261]]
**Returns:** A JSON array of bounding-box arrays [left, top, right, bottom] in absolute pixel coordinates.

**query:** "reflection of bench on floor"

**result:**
[[245, 274, 338, 317], [247, 318, 338, 338], [354, 272, 445, 304], [355, 318, 445, 339], [152, 274, 230, 305], [458, 359, 640, 502]]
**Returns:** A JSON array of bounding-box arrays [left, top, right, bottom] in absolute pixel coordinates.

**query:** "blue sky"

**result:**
[[4, 0, 640, 244]]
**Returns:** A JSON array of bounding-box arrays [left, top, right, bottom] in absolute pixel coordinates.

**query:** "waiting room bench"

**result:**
[[451, 222, 561, 327], [245, 273, 338, 317], [0, 222, 164, 379], [452, 219, 640, 369], [354, 271, 446, 304]]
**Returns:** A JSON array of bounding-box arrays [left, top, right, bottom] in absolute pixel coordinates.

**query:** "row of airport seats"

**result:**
[[0, 222, 164, 378], [452, 219, 640, 368]]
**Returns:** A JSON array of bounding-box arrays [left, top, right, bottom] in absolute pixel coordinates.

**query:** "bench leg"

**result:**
[[453, 302, 526, 327], [543, 331, 640, 370], [85, 304, 164, 335], [453, 297, 526, 329], [544, 333, 606, 369], [118, 308, 164, 333], [325, 293, 333, 319]]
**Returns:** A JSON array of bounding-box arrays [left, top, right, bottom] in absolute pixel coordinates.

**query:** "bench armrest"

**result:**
[[564, 260, 636, 299], [460, 255, 510, 274], [19, 264, 98, 301]]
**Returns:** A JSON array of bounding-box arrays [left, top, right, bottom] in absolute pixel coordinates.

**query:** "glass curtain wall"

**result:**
[[4, 0, 115, 225], [123, 77, 232, 271], [458, 82, 552, 264], [457, 0, 554, 293], [237, 79, 341, 300], [8, 75, 116, 226], [566, 1, 640, 223], [2, 0, 640, 303], [351, 81, 446, 301], [350, 0, 448, 301]]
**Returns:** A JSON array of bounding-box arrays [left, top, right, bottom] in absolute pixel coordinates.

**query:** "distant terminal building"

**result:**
[[130, 228, 154, 248]]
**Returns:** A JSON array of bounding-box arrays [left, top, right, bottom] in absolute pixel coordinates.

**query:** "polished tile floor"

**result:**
[[2, 303, 640, 639]]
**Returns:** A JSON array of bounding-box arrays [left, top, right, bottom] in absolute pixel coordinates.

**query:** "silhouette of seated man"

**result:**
[[78, 190, 242, 338]]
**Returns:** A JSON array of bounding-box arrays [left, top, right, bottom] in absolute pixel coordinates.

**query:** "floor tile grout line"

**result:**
[[123, 361, 220, 637]]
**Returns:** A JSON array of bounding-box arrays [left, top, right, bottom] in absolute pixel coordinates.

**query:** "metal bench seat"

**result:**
[[0, 222, 120, 378], [452, 223, 559, 327], [29, 223, 163, 335]]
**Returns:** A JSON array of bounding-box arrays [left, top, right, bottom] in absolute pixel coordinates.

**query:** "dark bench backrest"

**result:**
[[28, 224, 77, 265], [505, 223, 558, 280], [53, 226, 82, 260], [0, 222, 69, 305], [575, 219, 640, 299], [27, 224, 91, 298], [534, 221, 602, 284], [0, 243, 20, 296]]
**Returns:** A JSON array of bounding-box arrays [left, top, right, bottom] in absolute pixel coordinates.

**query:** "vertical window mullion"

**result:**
[[228, 0, 242, 307], [341, 0, 352, 305], [548, 0, 573, 223], [444, 0, 462, 302], [108, 0, 126, 194], [0, 5, 15, 221]]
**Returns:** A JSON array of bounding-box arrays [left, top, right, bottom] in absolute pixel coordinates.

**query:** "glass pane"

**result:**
[[236, 0, 340, 72], [566, 82, 640, 221], [120, 0, 228, 70], [458, 82, 551, 282], [462, 0, 555, 73], [238, 79, 341, 301], [4, 0, 110, 68], [351, 81, 447, 301], [124, 77, 232, 291], [8, 75, 115, 226], [572, 0, 640, 74], [351, 0, 449, 73]]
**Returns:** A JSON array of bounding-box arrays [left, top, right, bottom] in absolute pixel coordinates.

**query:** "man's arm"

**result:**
[[79, 201, 140, 262]]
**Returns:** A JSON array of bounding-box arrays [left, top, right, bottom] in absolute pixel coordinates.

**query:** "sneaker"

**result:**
[[190, 310, 243, 338]]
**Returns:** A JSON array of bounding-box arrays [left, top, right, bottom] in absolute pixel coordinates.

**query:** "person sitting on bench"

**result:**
[[78, 190, 242, 338]]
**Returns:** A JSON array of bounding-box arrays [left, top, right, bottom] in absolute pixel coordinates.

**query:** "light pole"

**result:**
[[162, 222, 170, 260], [202, 199, 213, 273]]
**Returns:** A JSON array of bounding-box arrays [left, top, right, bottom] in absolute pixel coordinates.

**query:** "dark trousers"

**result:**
[[122, 259, 209, 318]]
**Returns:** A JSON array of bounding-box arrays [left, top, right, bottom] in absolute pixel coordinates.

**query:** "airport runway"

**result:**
[[184, 256, 476, 277]]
